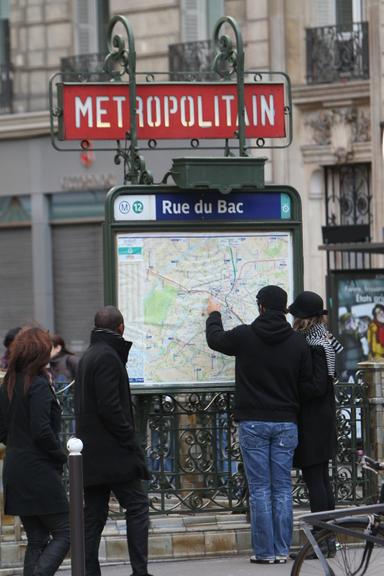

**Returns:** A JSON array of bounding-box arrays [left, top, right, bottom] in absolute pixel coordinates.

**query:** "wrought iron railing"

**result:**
[[0, 64, 13, 114], [324, 163, 372, 270], [58, 376, 371, 515], [60, 53, 112, 82], [134, 384, 247, 514], [168, 39, 216, 81], [306, 22, 369, 84]]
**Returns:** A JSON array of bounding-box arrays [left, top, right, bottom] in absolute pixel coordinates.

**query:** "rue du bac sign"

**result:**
[[58, 82, 286, 141]]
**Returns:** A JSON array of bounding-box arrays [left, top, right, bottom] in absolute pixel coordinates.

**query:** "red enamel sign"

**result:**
[[59, 82, 286, 141]]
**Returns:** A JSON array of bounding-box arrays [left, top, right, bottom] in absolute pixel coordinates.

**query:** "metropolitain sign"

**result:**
[[58, 82, 286, 141]]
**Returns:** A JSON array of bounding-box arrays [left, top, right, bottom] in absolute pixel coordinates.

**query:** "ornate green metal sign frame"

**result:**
[[49, 15, 293, 185], [104, 183, 303, 307]]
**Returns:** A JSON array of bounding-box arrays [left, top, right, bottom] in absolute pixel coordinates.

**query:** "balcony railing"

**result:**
[[168, 39, 215, 81], [60, 52, 112, 82], [0, 64, 13, 114], [306, 22, 369, 84]]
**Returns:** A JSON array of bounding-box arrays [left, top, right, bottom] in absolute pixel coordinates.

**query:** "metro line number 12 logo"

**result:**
[[132, 201, 144, 214]]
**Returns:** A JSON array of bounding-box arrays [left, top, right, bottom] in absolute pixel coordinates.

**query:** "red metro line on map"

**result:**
[[58, 82, 286, 141]]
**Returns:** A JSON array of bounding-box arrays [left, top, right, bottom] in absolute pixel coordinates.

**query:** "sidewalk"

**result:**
[[61, 556, 293, 576]]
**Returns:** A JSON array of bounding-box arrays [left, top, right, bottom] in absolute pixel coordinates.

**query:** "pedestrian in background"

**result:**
[[50, 334, 79, 389], [205, 285, 316, 564], [289, 291, 343, 558], [75, 305, 152, 576], [0, 326, 69, 576], [0, 326, 21, 370]]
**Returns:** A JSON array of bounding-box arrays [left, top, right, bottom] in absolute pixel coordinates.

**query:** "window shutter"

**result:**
[[336, 0, 353, 27], [74, 0, 98, 55], [311, 0, 336, 26], [0, 19, 9, 65], [181, 0, 208, 42]]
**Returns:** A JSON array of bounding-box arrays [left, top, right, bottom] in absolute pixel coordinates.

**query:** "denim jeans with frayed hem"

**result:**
[[239, 420, 298, 561]]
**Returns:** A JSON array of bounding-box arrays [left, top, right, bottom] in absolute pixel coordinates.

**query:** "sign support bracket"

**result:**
[[104, 16, 154, 185]]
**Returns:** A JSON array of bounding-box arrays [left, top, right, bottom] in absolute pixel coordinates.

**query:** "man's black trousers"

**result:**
[[84, 479, 149, 576]]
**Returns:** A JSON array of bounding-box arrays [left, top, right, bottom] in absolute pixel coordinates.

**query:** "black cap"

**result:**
[[256, 285, 288, 312], [288, 291, 328, 319], [3, 326, 22, 348]]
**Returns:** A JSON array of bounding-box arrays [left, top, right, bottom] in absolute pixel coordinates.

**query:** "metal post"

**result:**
[[67, 437, 85, 576], [213, 16, 246, 156]]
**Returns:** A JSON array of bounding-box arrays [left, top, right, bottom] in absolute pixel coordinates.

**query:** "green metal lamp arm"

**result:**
[[212, 16, 246, 157]]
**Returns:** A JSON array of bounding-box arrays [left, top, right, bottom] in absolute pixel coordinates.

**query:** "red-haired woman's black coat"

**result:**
[[0, 375, 68, 515]]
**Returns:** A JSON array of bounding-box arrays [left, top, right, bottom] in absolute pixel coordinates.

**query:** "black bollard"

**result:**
[[67, 438, 85, 576]]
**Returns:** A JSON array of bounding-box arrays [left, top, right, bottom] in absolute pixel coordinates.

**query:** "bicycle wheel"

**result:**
[[291, 518, 384, 576]]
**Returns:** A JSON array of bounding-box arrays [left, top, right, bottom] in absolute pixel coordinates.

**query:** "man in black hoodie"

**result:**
[[206, 285, 314, 565], [75, 306, 153, 576]]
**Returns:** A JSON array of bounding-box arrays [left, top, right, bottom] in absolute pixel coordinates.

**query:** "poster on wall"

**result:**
[[329, 270, 384, 380], [117, 230, 294, 385]]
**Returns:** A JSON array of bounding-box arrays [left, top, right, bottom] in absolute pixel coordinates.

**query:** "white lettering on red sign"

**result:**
[[74, 93, 276, 129], [62, 83, 286, 140]]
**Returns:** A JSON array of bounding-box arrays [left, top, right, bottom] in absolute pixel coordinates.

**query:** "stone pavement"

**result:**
[[61, 555, 293, 576]]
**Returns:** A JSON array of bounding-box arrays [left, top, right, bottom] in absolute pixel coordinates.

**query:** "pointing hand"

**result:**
[[207, 297, 221, 315]]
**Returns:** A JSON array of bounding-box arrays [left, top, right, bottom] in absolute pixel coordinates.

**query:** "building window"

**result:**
[[307, 0, 368, 84], [325, 163, 371, 227], [324, 163, 371, 269], [180, 0, 224, 42], [311, 0, 363, 27], [0, 0, 10, 66], [170, 0, 223, 79]]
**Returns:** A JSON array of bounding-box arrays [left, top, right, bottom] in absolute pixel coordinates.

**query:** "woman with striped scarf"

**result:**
[[288, 291, 343, 559]]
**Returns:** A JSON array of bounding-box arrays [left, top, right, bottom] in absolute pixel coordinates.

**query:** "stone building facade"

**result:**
[[0, 0, 381, 347], [0, 0, 383, 569]]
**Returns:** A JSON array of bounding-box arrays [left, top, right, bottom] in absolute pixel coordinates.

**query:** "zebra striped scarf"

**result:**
[[304, 323, 343, 377]]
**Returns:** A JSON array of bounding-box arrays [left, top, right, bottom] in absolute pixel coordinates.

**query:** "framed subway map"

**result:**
[[116, 231, 293, 384]]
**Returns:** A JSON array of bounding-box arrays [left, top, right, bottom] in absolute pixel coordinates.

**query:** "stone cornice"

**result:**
[[292, 80, 370, 109], [0, 111, 50, 140], [300, 141, 372, 165]]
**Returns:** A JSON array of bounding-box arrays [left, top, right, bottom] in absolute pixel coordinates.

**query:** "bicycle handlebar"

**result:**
[[357, 451, 384, 473]]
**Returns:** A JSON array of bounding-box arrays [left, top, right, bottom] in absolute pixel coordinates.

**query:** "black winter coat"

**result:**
[[0, 374, 68, 516], [294, 346, 337, 468], [206, 310, 322, 423], [74, 329, 150, 487]]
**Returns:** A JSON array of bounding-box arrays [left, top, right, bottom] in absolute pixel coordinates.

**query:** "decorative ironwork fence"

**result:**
[[306, 22, 369, 84], [168, 39, 215, 81], [58, 376, 371, 515], [0, 64, 13, 114], [60, 53, 111, 82]]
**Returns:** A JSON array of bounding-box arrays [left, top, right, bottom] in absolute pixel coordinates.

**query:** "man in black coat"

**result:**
[[75, 305, 153, 576], [206, 286, 316, 565]]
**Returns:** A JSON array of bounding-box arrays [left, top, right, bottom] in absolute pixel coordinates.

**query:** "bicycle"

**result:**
[[291, 454, 384, 576]]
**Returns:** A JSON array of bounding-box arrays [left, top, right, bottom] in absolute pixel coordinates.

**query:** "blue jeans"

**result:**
[[239, 420, 298, 560]]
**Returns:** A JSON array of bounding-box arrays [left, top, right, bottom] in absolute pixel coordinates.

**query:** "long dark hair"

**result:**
[[4, 327, 52, 400], [51, 334, 74, 356]]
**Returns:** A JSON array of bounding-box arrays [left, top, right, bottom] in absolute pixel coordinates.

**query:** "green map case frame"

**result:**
[[104, 185, 303, 387]]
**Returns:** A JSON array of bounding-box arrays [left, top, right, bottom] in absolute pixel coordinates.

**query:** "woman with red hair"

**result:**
[[0, 326, 69, 576]]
